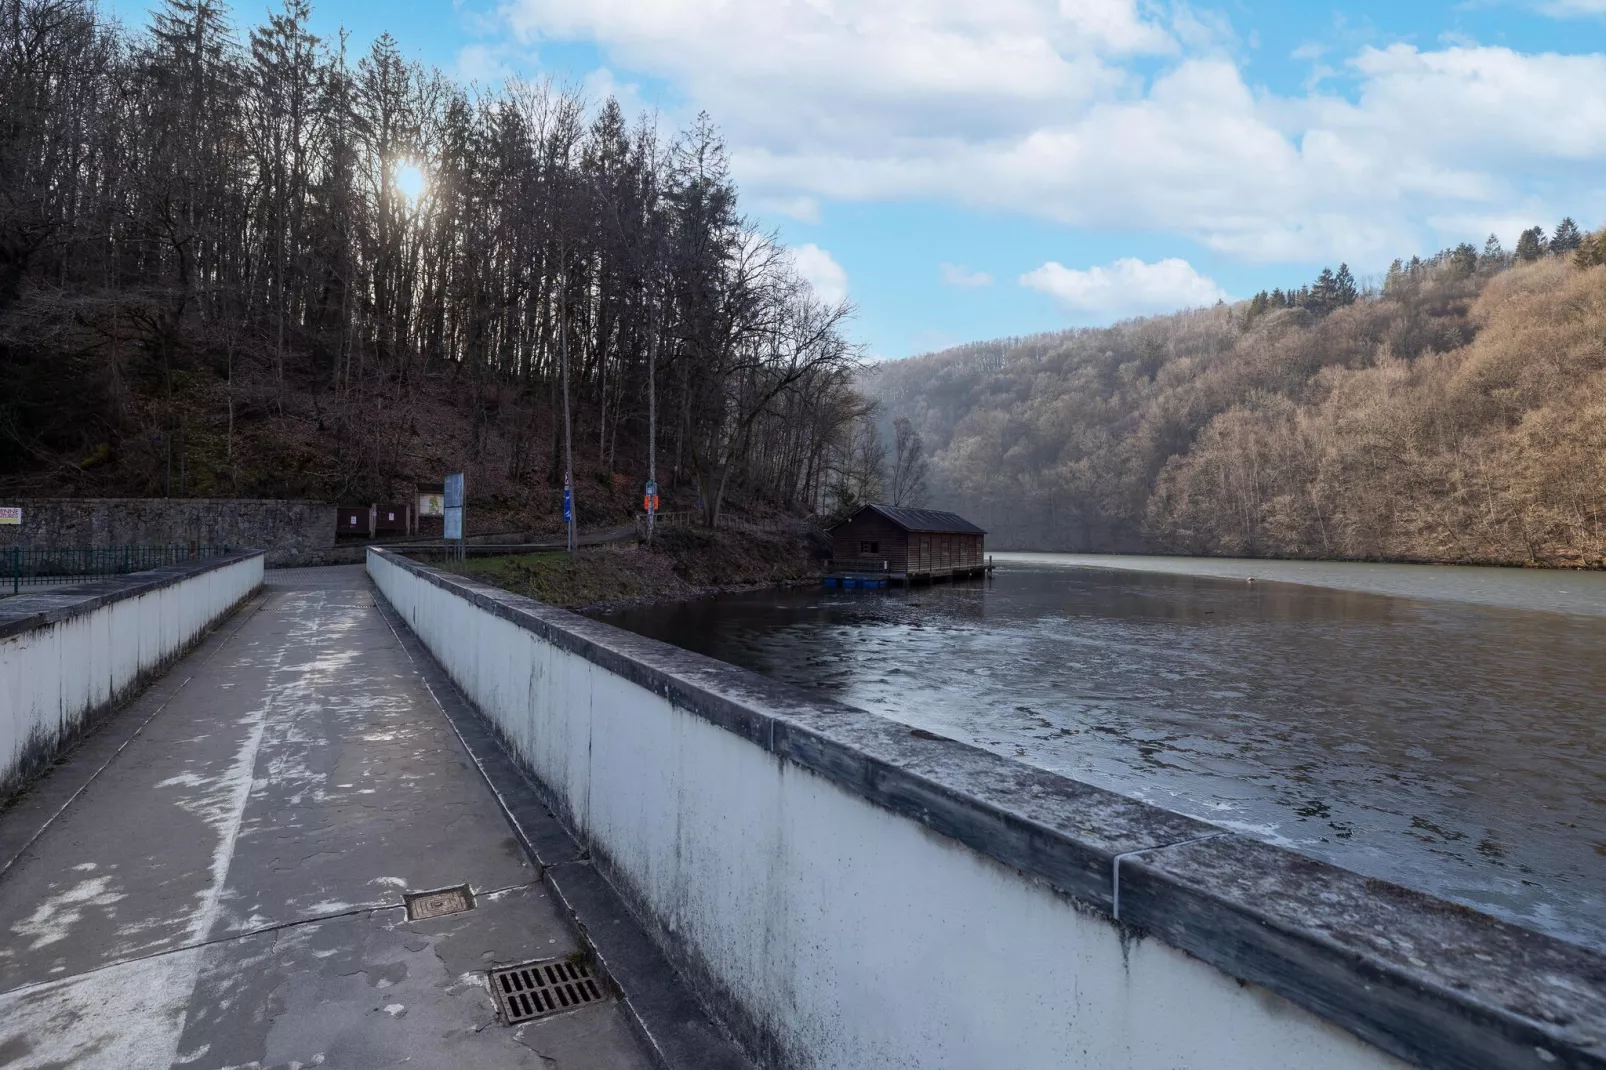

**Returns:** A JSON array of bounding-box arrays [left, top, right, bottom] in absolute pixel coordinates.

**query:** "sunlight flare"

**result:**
[[393, 161, 428, 202]]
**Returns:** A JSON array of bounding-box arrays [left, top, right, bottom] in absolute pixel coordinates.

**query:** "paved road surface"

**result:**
[[0, 565, 655, 1069]]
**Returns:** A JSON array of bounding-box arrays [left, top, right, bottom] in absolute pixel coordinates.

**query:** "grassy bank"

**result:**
[[443, 523, 831, 610]]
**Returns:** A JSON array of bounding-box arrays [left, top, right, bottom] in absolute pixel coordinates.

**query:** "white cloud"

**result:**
[[1422, 210, 1553, 250], [1536, 0, 1606, 15], [499, 0, 1606, 264], [756, 195, 823, 225], [505, 0, 1155, 146], [792, 243, 850, 305], [454, 41, 552, 90], [940, 263, 992, 287], [455, 43, 521, 86], [1056, 0, 1177, 54], [581, 67, 655, 121], [1020, 257, 1228, 318]]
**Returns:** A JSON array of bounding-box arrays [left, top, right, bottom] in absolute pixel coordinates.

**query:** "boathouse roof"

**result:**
[[834, 503, 987, 535]]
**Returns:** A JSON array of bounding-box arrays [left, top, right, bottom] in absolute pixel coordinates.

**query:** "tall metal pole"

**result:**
[[647, 328, 658, 544], [560, 265, 575, 556]]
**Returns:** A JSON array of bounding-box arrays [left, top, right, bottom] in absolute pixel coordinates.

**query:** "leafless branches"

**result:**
[[0, 0, 866, 517]]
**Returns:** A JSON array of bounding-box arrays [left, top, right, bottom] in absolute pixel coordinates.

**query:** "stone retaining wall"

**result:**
[[0, 498, 335, 567]]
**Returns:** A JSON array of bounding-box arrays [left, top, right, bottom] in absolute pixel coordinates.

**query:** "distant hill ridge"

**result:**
[[864, 251, 1606, 568]]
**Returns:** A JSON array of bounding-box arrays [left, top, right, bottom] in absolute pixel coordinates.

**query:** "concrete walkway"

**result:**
[[0, 565, 656, 1069]]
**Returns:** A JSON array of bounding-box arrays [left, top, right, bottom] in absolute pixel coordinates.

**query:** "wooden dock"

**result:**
[[823, 561, 993, 589]]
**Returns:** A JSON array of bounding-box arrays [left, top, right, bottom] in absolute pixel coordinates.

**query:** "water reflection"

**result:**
[[597, 561, 1606, 950]]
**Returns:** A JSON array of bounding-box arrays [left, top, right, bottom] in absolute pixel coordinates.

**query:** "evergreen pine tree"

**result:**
[[1245, 290, 1271, 324], [1515, 226, 1547, 261], [1333, 263, 1358, 306], [1384, 259, 1405, 294], [1308, 267, 1337, 314], [1480, 234, 1506, 269], [1551, 217, 1582, 256], [1577, 230, 1606, 269]]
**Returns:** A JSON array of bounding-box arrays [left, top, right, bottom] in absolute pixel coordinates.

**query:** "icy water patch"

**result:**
[[598, 557, 1606, 950]]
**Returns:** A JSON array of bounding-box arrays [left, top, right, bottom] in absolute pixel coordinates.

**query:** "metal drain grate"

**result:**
[[404, 885, 474, 921], [489, 958, 606, 1024]]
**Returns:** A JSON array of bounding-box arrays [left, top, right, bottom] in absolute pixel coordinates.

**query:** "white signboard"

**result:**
[[0, 507, 20, 526], [418, 493, 444, 518]]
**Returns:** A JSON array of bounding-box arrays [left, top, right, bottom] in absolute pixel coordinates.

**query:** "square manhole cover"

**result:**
[[404, 885, 474, 921], [489, 957, 607, 1025]]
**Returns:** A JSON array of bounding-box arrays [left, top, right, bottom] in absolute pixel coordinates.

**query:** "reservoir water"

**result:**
[[597, 552, 1606, 950]]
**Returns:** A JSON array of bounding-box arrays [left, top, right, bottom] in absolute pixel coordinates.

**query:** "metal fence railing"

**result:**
[[633, 510, 697, 537], [632, 511, 820, 538], [3, 545, 232, 595]]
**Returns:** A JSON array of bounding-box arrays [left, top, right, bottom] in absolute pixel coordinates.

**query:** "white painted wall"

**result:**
[[0, 554, 263, 792], [371, 551, 1404, 1070]]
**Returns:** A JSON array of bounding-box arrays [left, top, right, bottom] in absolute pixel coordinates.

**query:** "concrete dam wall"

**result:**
[[366, 548, 1604, 1070], [0, 552, 264, 801]]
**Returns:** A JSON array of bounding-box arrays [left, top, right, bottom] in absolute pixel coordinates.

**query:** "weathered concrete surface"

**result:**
[[371, 547, 1606, 1070], [0, 565, 655, 1069], [0, 552, 263, 803]]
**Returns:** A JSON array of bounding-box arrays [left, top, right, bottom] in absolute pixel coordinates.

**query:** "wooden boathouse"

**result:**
[[827, 504, 988, 587]]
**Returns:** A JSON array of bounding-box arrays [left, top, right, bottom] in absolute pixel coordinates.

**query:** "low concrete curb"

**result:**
[[0, 552, 265, 804], [371, 586, 754, 1070], [0, 550, 262, 639]]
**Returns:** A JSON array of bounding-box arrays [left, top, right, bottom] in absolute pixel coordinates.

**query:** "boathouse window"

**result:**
[[859, 540, 879, 553]]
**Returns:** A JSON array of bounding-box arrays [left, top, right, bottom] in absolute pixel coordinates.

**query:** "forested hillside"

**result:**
[[0, 0, 872, 529], [867, 241, 1606, 567]]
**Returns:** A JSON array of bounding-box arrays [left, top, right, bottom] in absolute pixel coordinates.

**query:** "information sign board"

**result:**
[[444, 472, 465, 542]]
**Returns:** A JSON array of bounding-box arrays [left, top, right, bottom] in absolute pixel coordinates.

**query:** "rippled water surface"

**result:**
[[597, 554, 1606, 950]]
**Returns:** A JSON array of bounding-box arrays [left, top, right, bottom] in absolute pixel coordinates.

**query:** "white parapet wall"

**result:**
[[368, 548, 1604, 1070], [0, 552, 264, 798]]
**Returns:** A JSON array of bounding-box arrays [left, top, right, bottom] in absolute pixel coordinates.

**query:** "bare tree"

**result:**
[[818, 401, 883, 518], [889, 415, 928, 507], [0, 2, 873, 521]]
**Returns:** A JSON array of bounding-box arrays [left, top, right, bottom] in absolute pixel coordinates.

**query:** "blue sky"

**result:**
[[109, 0, 1606, 357]]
